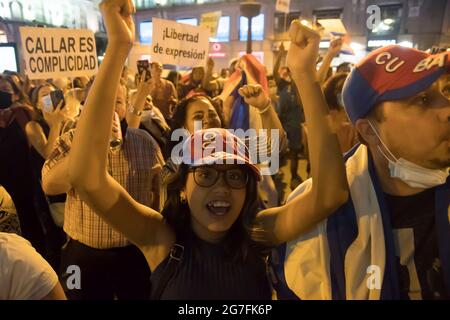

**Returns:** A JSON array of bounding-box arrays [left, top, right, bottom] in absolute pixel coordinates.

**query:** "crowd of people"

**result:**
[[0, 0, 448, 300]]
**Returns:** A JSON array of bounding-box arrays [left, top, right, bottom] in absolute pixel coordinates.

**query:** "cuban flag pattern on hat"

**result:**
[[342, 45, 450, 124]]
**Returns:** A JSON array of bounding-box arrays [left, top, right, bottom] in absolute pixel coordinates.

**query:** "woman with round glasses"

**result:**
[[188, 166, 248, 190], [156, 128, 270, 299], [68, 0, 348, 299]]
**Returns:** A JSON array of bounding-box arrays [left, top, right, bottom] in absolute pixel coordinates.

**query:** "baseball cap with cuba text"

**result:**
[[342, 45, 450, 124]]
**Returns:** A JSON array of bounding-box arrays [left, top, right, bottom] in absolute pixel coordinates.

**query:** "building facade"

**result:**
[[1, 0, 449, 74], [134, 0, 450, 73]]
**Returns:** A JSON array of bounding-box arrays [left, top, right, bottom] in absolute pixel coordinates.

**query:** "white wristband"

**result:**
[[256, 99, 272, 114]]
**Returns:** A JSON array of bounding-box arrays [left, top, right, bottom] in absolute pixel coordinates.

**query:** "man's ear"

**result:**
[[355, 118, 379, 146]]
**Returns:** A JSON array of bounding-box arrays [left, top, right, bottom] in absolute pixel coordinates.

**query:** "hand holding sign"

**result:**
[[20, 27, 98, 80], [287, 20, 321, 77], [152, 18, 210, 68], [99, 0, 135, 49]]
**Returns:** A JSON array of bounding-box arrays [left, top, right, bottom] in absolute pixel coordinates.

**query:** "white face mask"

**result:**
[[368, 121, 449, 189]]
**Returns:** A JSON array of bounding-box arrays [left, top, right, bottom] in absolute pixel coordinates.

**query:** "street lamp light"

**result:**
[[240, 0, 261, 54]]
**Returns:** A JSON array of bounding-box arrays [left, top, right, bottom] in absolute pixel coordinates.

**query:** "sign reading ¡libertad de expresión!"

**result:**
[[151, 18, 210, 68], [19, 27, 98, 80]]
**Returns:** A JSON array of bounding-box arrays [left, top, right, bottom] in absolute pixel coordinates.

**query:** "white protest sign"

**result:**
[[20, 27, 97, 80], [151, 18, 210, 68], [276, 0, 291, 13], [200, 11, 222, 38]]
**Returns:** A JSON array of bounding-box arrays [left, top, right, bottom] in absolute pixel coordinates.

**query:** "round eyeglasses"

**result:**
[[188, 167, 248, 189]]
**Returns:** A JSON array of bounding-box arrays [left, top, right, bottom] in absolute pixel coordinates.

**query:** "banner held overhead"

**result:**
[[200, 11, 222, 38], [151, 18, 210, 68], [20, 27, 98, 80]]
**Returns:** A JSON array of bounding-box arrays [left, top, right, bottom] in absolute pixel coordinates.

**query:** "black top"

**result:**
[[276, 79, 304, 129], [151, 231, 272, 300], [275, 78, 290, 93], [29, 117, 66, 203], [385, 188, 448, 300]]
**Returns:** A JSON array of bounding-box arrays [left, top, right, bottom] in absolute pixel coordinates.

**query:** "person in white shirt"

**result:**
[[0, 232, 66, 300]]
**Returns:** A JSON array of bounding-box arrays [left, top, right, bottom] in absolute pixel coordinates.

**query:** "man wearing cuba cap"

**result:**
[[271, 45, 450, 300]]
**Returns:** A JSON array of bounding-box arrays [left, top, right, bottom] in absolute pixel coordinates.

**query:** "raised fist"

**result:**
[[287, 20, 321, 76], [238, 84, 270, 111], [99, 0, 135, 49], [327, 38, 343, 58]]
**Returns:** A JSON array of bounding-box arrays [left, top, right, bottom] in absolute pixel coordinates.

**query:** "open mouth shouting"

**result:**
[[206, 200, 231, 216]]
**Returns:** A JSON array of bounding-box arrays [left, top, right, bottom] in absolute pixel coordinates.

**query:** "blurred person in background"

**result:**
[[42, 82, 162, 300], [0, 75, 64, 269], [0, 232, 66, 300], [148, 62, 178, 121], [323, 72, 358, 154]]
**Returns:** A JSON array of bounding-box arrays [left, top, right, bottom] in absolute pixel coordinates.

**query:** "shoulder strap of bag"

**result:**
[[151, 243, 184, 300]]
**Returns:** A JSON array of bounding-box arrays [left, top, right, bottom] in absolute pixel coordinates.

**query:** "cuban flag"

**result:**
[[219, 54, 269, 131], [318, 18, 355, 56], [270, 144, 450, 300]]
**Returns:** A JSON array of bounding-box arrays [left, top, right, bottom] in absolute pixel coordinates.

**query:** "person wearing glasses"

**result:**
[[67, 0, 348, 299]]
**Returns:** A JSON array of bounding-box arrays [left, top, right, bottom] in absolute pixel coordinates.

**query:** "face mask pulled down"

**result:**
[[368, 121, 449, 189]]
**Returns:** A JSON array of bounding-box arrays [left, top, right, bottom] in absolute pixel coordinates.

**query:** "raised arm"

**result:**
[[202, 58, 219, 94], [168, 81, 178, 116], [238, 84, 287, 151], [25, 102, 67, 159], [317, 38, 342, 85], [255, 21, 349, 244], [273, 43, 287, 86], [126, 70, 151, 128], [42, 156, 71, 195], [68, 0, 170, 248]]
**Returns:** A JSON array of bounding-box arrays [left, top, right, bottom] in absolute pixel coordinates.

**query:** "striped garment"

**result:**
[[270, 144, 450, 299], [220, 54, 269, 132], [42, 127, 164, 249], [218, 54, 285, 166]]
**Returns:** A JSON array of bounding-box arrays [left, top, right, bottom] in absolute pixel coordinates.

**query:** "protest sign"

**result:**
[[20, 27, 97, 80], [276, 0, 291, 13], [151, 18, 210, 68], [200, 11, 222, 38]]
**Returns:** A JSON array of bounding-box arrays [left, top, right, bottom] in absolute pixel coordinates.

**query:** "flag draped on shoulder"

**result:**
[[270, 144, 450, 300]]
